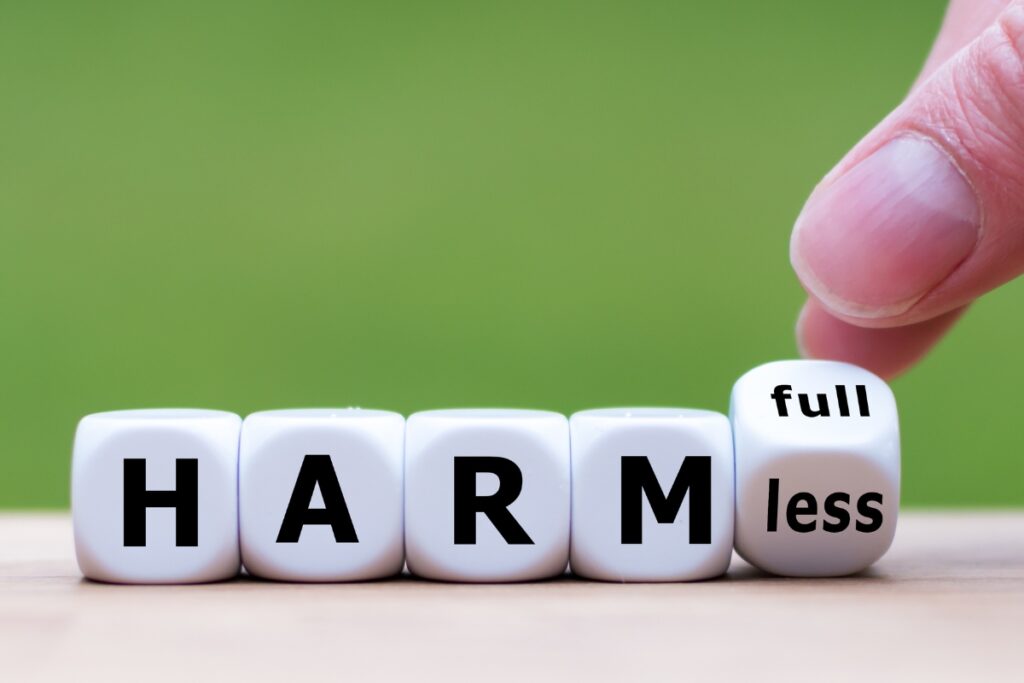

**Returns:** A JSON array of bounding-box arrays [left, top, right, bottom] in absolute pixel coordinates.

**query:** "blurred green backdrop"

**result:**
[[2, 1, 1020, 507]]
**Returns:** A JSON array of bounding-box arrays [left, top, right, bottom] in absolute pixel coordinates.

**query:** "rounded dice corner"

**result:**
[[70, 368, 903, 584]]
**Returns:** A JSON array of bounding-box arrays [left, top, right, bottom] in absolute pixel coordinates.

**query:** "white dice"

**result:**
[[404, 409, 570, 582], [570, 408, 734, 582], [71, 409, 241, 584], [71, 365, 903, 584], [239, 409, 404, 582], [731, 360, 900, 577]]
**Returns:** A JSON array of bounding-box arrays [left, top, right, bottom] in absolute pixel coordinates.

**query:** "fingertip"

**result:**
[[791, 136, 980, 323], [796, 298, 967, 380]]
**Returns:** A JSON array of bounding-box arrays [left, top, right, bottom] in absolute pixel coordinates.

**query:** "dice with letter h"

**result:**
[[730, 360, 900, 577], [72, 409, 242, 584], [70, 360, 901, 584], [74, 408, 407, 583]]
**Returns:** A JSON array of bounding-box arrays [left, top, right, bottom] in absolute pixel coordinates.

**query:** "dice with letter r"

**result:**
[[569, 408, 734, 582], [731, 360, 900, 577], [404, 409, 570, 582], [71, 409, 242, 584]]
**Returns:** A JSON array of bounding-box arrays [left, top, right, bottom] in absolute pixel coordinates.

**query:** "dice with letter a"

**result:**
[[238, 408, 404, 582]]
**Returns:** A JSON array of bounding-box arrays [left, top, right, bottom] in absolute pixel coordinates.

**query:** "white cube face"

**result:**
[[570, 408, 734, 582], [405, 409, 570, 582], [239, 409, 404, 582], [71, 409, 241, 584], [731, 360, 900, 577]]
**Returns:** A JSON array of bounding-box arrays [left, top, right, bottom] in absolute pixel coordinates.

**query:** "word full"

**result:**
[[71, 360, 901, 584]]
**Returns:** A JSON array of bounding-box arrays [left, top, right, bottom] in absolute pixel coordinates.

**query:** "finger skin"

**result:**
[[916, 0, 1010, 87], [792, 0, 1017, 372], [796, 299, 968, 380], [794, 1, 1024, 330]]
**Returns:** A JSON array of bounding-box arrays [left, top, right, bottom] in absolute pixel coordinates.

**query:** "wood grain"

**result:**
[[2, 512, 1022, 681]]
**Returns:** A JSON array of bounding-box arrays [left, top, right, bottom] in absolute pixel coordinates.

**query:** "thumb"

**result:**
[[915, 0, 1010, 88], [791, 0, 1024, 328]]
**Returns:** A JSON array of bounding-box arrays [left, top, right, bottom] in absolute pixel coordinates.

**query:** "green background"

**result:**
[[2, 1, 1020, 508]]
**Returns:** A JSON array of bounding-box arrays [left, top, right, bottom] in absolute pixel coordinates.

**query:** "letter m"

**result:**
[[620, 456, 711, 545]]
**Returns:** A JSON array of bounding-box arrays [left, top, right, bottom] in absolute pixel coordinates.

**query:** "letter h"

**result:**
[[123, 458, 199, 547]]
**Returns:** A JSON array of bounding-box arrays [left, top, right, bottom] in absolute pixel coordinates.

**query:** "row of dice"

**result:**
[[72, 360, 900, 584]]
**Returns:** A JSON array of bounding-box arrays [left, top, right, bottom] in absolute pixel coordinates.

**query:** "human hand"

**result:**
[[791, 0, 1024, 378]]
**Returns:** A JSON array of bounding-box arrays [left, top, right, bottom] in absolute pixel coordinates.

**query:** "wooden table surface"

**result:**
[[2, 512, 1022, 682]]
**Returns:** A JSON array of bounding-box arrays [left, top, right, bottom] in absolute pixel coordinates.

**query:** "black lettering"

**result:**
[[855, 492, 884, 532], [798, 394, 830, 417], [836, 385, 850, 417], [453, 457, 533, 545], [123, 458, 198, 547], [786, 491, 817, 532], [767, 477, 780, 532], [856, 385, 870, 417], [771, 385, 792, 417], [822, 492, 851, 532], [620, 456, 711, 544], [276, 455, 358, 543]]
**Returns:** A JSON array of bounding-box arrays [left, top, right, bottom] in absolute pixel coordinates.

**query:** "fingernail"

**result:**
[[794, 302, 813, 359], [791, 135, 980, 318]]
